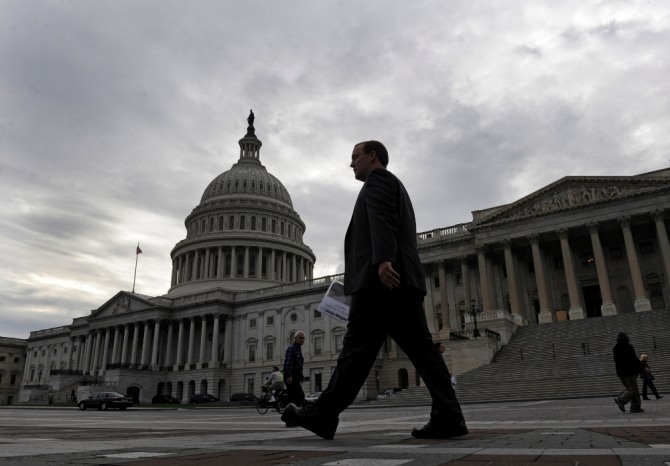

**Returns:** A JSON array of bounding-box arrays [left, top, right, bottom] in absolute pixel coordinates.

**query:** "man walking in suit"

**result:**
[[282, 140, 468, 439]]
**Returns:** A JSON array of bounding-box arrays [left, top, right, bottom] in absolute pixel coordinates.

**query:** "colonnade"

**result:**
[[171, 246, 314, 287], [424, 211, 670, 330], [25, 315, 234, 382]]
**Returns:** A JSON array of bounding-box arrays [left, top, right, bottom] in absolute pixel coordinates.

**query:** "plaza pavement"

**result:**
[[1, 396, 670, 465]]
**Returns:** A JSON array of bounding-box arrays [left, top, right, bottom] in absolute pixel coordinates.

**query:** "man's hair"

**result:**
[[295, 331, 305, 339], [272, 366, 279, 371], [616, 331, 629, 343], [359, 140, 389, 167]]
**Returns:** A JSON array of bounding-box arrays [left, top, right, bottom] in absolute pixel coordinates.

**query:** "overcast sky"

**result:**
[[2, 1, 669, 339]]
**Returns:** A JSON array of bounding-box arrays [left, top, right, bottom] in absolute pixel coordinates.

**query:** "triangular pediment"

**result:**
[[471, 175, 670, 228], [89, 291, 159, 319]]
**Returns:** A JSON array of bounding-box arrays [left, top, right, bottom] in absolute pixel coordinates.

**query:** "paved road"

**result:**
[[2, 397, 670, 465]]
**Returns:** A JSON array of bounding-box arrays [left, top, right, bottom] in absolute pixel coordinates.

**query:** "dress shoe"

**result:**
[[281, 402, 339, 440], [629, 407, 645, 413], [643, 397, 650, 400], [411, 421, 469, 439], [657, 395, 664, 399], [614, 397, 625, 412]]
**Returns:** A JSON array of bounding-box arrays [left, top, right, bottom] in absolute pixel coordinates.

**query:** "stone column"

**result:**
[[502, 239, 524, 325], [199, 316, 207, 366], [271, 250, 276, 281], [184, 253, 192, 281], [121, 325, 130, 365], [187, 317, 196, 365], [111, 326, 120, 365], [619, 215, 651, 312], [82, 333, 93, 374], [423, 267, 436, 334], [476, 244, 492, 311], [652, 209, 670, 293], [130, 322, 140, 365], [231, 246, 237, 277], [175, 319, 185, 367], [140, 321, 151, 365], [165, 321, 174, 367], [557, 229, 585, 320], [204, 248, 211, 279], [529, 234, 553, 323], [223, 316, 233, 367], [243, 247, 249, 278], [92, 331, 102, 373], [437, 262, 450, 333], [100, 329, 110, 374], [217, 247, 224, 279], [151, 320, 161, 368], [587, 222, 617, 315], [210, 314, 220, 366], [192, 250, 199, 280], [66, 338, 74, 370], [460, 256, 471, 305]]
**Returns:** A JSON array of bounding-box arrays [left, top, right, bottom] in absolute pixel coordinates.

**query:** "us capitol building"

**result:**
[[14, 113, 670, 405]]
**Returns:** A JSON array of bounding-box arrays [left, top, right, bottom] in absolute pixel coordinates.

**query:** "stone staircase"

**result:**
[[372, 310, 670, 405]]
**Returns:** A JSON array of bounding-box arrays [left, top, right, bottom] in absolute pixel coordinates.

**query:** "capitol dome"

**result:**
[[167, 111, 315, 296]]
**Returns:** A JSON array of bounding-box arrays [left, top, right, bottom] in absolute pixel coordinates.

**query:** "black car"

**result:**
[[78, 392, 133, 411], [230, 392, 258, 402], [189, 393, 220, 404], [152, 394, 180, 404]]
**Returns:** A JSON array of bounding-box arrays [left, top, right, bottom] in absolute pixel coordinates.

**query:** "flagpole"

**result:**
[[132, 242, 140, 293]]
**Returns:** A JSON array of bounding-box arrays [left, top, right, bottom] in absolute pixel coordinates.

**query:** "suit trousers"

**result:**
[[316, 287, 465, 427], [286, 373, 305, 407]]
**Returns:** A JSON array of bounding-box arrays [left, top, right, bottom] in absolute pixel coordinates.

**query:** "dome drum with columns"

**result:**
[[168, 112, 315, 295]]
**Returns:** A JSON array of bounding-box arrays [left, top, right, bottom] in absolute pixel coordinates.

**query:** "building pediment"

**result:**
[[471, 175, 670, 229], [89, 292, 158, 320]]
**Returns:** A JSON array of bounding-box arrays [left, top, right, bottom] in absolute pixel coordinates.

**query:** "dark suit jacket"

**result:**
[[343, 168, 426, 297]]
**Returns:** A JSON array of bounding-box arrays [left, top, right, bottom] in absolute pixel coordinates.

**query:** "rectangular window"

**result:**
[[240, 215, 246, 230], [281, 222, 285, 235], [610, 246, 623, 259], [266, 342, 273, 360], [266, 316, 274, 326], [455, 273, 463, 285], [246, 377, 255, 394], [251, 216, 256, 230], [433, 275, 440, 288], [0, 374, 2, 384], [249, 345, 256, 362], [10, 374, 17, 385], [313, 309, 322, 319], [229, 215, 235, 229], [0, 356, 5, 362], [219, 216, 224, 230], [527, 262, 535, 274], [249, 319, 256, 329], [14, 357, 19, 363], [335, 334, 343, 352], [554, 257, 564, 269], [639, 241, 653, 254], [314, 337, 322, 356]]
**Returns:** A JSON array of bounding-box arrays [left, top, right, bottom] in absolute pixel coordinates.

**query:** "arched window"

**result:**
[[219, 216, 224, 230], [229, 215, 235, 229]]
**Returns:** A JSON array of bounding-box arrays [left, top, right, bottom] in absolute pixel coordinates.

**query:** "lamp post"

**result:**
[[468, 301, 482, 339]]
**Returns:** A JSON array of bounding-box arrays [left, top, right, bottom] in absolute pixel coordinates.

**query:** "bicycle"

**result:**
[[256, 388, 289, 415]]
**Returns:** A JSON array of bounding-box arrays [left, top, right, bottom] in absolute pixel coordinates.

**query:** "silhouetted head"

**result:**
[[616, 332, 629, 343]]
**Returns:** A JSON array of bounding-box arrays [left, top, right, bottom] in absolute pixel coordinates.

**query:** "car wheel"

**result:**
[[120, 407, 127, 411], [78, 403, 86, 411], [101, 402, 108, 411]]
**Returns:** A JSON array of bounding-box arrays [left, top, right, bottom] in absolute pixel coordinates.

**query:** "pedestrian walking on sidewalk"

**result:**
[[640, 354, 663, 400], [281, 140, 467, 440], [613, 332, 645, 413]]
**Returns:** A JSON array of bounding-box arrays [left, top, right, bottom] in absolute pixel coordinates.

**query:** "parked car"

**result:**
[[190, 394, 220, 404], [78, 392, 133, 411], [230, 392, 258, 402], [152, 394, 180, 404], [305, 391, 322, 402]]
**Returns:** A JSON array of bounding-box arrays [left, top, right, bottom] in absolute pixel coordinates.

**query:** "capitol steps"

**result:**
[[371, 309, 670, 405]]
